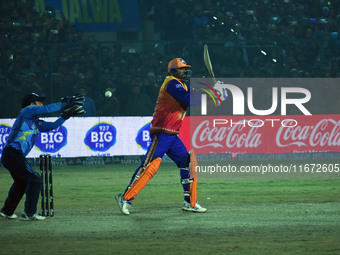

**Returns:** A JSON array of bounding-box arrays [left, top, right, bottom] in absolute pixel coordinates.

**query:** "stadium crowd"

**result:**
[[0, 0, 339, 117]]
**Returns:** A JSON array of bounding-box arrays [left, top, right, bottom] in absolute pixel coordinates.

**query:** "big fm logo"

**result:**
[[0, 123, 11, 155], [35, 126, 67, 153], [136, 122, 151, 150], [84, 122, 116, 151]]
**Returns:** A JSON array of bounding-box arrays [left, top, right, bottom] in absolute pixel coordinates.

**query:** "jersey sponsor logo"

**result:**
[[32, 122, 40, 134], [135, 122, 151, 150], [84, 122, 116, 152], [35, 126, 68, 153], [0, 123, 11, 156]]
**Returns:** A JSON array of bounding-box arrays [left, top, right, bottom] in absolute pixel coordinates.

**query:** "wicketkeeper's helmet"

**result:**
[[21, 92, 46, 108]]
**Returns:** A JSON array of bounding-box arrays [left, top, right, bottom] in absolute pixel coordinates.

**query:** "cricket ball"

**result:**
[[105, 90, 112, 98]]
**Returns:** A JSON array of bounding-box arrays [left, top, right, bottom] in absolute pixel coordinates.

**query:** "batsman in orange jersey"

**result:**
[[115, 58, 207, 215]]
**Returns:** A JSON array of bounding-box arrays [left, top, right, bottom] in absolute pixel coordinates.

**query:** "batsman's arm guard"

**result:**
[[123, 158, 162, 201]]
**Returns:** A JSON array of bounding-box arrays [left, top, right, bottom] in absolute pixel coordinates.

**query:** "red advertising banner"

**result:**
[[179, 115, 340, 157]]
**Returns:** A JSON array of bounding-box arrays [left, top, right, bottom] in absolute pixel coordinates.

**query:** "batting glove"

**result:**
[[213, 81, 228, 102]]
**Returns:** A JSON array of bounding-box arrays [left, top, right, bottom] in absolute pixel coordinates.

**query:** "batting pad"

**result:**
[[123, 158, 162, 201], [189, 150, 198, 207]]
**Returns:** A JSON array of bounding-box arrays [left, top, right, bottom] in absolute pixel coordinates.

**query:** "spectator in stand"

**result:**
[[143, 71, 159, 102], [98, 88, 121, 116], [0, 0, 339, 118], [126, 81, 154, 116], [75, 85, 97, 117]]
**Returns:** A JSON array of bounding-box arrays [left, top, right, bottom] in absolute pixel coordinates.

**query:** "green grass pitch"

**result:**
[[0, 159, 339, 255]]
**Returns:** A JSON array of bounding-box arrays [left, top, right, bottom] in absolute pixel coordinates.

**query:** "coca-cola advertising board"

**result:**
[[179, 115, 340, 157]]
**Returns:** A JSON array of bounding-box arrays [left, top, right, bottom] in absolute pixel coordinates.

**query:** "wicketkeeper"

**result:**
[[0, 92, 85, 220]]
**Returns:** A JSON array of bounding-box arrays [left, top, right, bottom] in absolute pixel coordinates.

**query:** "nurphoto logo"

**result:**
[[200, 83, 312, 116]]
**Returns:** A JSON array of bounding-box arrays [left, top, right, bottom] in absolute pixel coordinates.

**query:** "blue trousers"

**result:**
[[149, 133, 189, 167], [125, 133, 191, 201], [1, 146, 42, 217]]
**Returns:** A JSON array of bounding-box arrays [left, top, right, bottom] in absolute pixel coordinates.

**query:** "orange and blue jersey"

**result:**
[[150, 76, 190, 135], [126, 75, 199, 203]]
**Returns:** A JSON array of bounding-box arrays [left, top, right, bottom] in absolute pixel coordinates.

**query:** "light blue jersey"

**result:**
[[5, 103, 66, 156]]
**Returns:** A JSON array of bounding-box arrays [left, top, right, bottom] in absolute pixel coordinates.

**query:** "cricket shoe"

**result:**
[[115, 193, 131, 215], [182, 201, 207, 213], [0, 210, 18, 219], [21, 212, 46, 221]]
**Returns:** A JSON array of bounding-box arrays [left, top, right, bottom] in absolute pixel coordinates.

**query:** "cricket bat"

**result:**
[[203, 44, 217, 84]]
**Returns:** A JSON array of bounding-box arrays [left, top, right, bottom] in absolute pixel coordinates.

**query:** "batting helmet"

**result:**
[[168, 58, 191, 73], [168, 58, 192, 81]]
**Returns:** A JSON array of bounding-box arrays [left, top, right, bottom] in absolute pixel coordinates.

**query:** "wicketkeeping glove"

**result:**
[[213, 81, 228, 102], [61, 105, 86, 120], [61, 93, 85, 111]]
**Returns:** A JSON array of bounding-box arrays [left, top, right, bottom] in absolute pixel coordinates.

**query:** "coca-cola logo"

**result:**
[[276, 119, 340, 147], [192, 120, 262, 150]]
